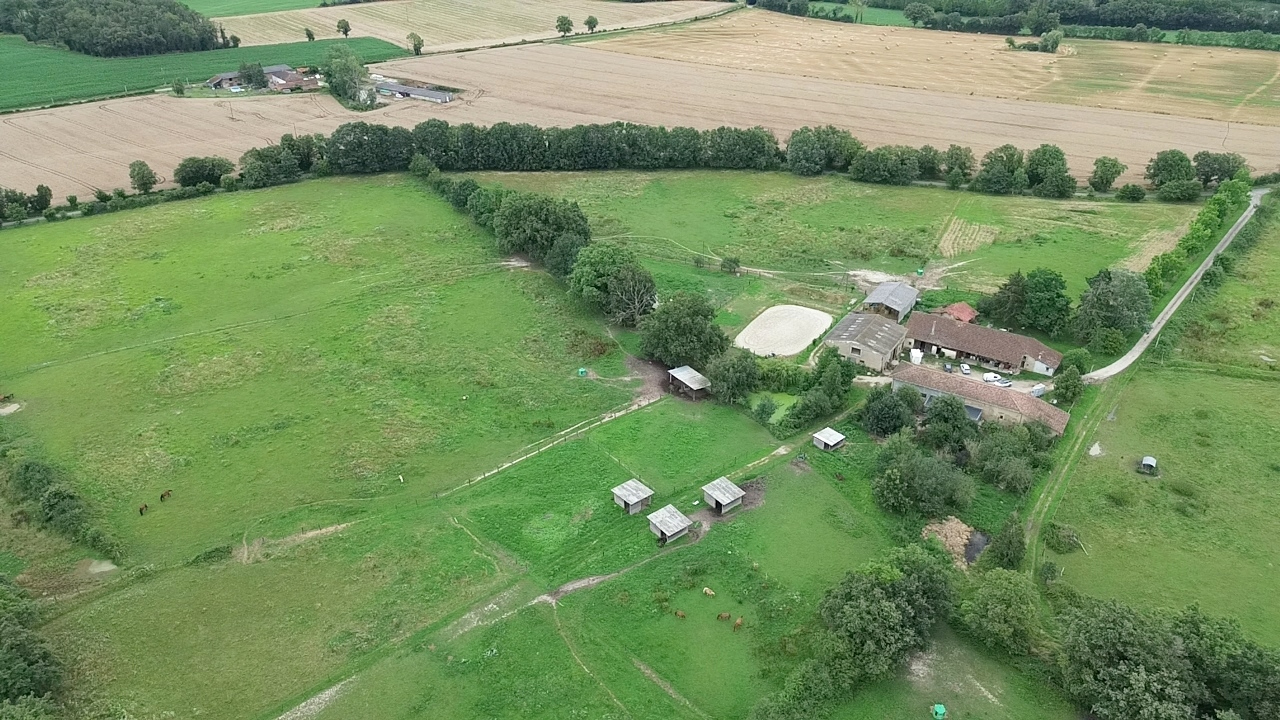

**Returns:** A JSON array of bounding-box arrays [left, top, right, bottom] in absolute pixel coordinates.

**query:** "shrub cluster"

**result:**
[[0, 577, 62, 716], [2, 458, 121, 561], [0, 0, 228, 57], [0, 185, 52, 223], [1144, 177, 1250, 296], [866, 0, 1280, 33]]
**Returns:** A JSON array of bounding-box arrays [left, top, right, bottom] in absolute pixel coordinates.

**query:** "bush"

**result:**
[[1089, 327, 1127, 355], [174, 156, 234, 187], [981, 515, 1026, 570], [1157, 178, 1204, 202], [1115, 183, 1146, 201], [872, 433, 974, 516], [959, 568, 1041, 655], [752, 397, 777, 425], [1043, 521, 1080, 553]]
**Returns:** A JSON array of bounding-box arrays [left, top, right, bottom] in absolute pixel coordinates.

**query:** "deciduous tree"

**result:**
[[1075, 268, 1152, 342], [959, 569, 1041, 655], [1020, 267, 1072, 336], [639, 292, 729, 369], [1089, 156, 1127, 192], [128, 160, 157, 193], [585, 15, 598, 32], [407, 32, 423, 55], [904, 2, 933, 25], [556, 15, 573, 36], [304, 27, 315, 41], [336, 18, 351, 37], [708, 350, 761, 405], [1053, 365, 1083, 403], [1145, 149, 1195, 187]]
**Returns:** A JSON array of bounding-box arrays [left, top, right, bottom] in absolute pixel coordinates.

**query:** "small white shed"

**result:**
[[701, 476, 746, 515], [813, 427, 847, 451], [647, 504, 693, 544], [612, 478, 654, 515]]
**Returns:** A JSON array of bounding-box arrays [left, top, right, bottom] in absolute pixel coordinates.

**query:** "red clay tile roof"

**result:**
[[905, 313, 1063, 371], [892, 364, 1069, 435], [941, 302, 978, 323]]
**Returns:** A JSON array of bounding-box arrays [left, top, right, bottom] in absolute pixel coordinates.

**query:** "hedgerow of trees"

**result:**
[[0, 576, 63, 719], [0, 0, 228, 57]]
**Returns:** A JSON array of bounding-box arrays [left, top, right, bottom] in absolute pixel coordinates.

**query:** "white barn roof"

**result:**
[[668, 365, 710, 390], [612, 478, 654, 505], [814, 427, 846, 445], [702, 477, 745, 505], [647, 504, 692, 536]]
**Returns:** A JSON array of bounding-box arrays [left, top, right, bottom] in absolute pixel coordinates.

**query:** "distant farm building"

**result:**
[[612, 479, 654, 515], [701, 477, 745, 515], [892, 364, 1070, 435], [668, 366, 710, 399], [823, 312, 908, 372], [940, 302, 978, 323], [647, 504, 693, 544], [375, 82, 454, 103], [861, 281, 919, 323], [813, 427, 847, 451], [906, 313, 1063, 376], [205, 64, 307, 90]]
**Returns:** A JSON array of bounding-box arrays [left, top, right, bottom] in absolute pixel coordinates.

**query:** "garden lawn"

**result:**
[[0, 35, 405, 111], [1050, 369, 1280, 646], [468, 170, 1198, 294]]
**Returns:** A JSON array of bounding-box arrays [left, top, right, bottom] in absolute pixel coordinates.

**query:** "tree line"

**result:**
[[858, 0, 1280, 33], [0, 576, 63, 720], [0, 0, 232, 57]]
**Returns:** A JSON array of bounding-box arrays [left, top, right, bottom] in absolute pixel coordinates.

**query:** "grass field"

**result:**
[[0, 174, 1085, 719], [0, 35, 405, 112], [181, 0, 318, 16], [468, 170, 1198, 296], [810, 3, 914, 25]]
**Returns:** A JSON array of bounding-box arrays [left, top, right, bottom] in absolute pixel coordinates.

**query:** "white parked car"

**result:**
[[982, 372, 1003, 383], [959, 363, 971, 375]]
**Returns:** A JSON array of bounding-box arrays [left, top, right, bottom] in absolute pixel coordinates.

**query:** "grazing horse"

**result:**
[[160, 490, 172, 502], [138, 504, 149, 516], [717, 612, 731, 621], [733, 617, 744, 632], [675, 610, 686, 619], [702, 587, 715, 597]]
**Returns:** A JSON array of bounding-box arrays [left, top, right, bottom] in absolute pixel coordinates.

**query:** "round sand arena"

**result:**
[[734, 305, 834, 357]]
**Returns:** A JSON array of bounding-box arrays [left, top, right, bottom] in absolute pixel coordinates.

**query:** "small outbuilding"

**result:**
[[1140, 456, 1158, 475], [701, 477, 746, 515], [647, 504, 693, 544], [668, 365, 710, 400], [861, 281, 920, 323], [612, 478, 654, 515], [813, 427, 847, 451]]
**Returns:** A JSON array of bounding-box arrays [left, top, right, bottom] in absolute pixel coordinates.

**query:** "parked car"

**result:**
[[959, 363, 971, 375], [944, 362, 953, 373], [982, 372, 1002, 383], [995, 379, 1013, 388]]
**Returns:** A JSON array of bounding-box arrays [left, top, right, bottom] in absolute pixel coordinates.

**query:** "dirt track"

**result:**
[[4, 44, 1279, 200]]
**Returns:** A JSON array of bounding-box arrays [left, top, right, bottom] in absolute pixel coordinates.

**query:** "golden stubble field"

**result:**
[[5, 43, 1279, 201], [216, 0, 730, 51], [593, 10, 1280, 126]]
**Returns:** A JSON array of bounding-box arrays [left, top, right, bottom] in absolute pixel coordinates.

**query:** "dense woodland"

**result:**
[[0, 0, 225, 56]]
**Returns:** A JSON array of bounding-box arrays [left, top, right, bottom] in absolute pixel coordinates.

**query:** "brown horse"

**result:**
[[160, 490, 172, 502], [733, 617, 744, 632], [675, 610, 686, 619], [717, 612, 731, 621], [138, 504, 149, 516]]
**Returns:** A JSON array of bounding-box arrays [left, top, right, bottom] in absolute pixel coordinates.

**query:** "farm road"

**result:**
[[1084, 188, 1270, 383]]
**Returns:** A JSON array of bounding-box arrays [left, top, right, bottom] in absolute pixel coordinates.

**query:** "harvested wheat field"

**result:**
[[6, 44, 1280, 201], [217, 0, 730, 51], [592, 10, 1280, 126]]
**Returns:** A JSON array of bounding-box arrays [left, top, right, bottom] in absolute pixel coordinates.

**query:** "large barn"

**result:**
[[891, 364, 1070, 435], [905, 313, 1063, 376]]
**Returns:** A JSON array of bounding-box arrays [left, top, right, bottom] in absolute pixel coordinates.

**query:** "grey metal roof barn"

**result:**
[[813, 427, 847, 450], [702, 477, 745, 515], [612, 479, 654, 515], [861, 282, 920, 322], [823, 313, 908, 372], [374, 82, 455, 103], [647, 504, 693, 543]]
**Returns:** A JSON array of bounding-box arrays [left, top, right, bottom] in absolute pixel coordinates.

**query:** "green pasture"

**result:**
[[180, 0, 320, 15], [1051, 370, 1280, 646], [469, 171, 1198, 296], [810, 3, 915, 26], [1177, 203, 1280, 368], [0, 35, 405, 111]]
